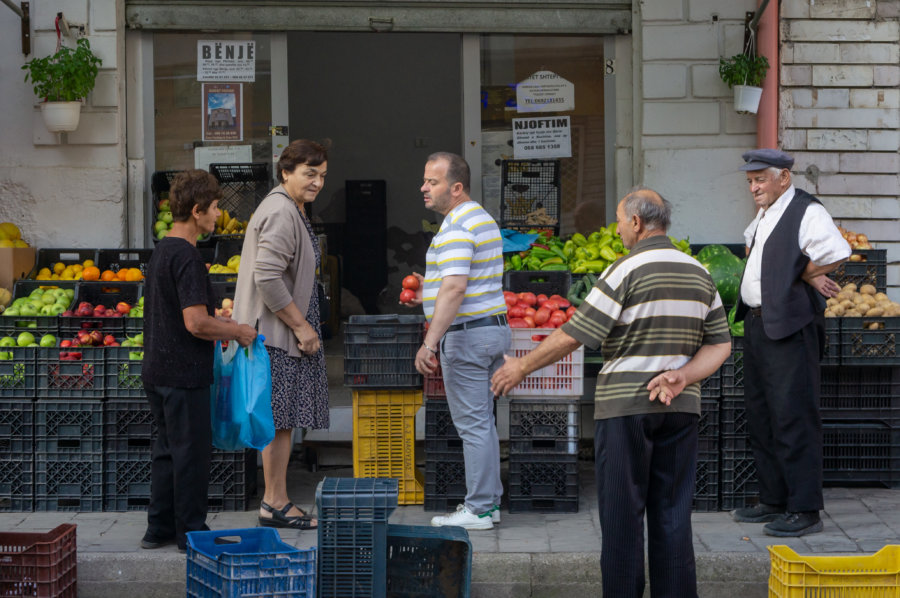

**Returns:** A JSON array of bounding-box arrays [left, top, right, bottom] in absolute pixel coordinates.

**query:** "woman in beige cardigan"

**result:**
[[233, 140, 330, 529]]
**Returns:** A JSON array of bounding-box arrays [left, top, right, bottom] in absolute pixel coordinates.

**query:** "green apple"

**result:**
[[0, 337, 16, 347], [154, 220, 168, 234], [29, 288, 43, 298], [39, 304, 56, 316], [161, 211, 173, 224], [39, 334, 56, 347], [64, 289, 75, 300], [0, 351, 11, 360], [50, 288, 68, 299], [26, 322, 36, 328], [49, 304, 66, 315], [3, 307, 19, 316], [41, 294, 57, 305], [19, 304, 38, 317], [16, 332, 34, 347]]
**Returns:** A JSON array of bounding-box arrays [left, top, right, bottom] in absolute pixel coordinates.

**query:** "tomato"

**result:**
[[517, 292, 537, 306], [524, 306, 537, 318], [504, 291, 518, 308], [534, 307, 551, 326], [516, 301, 532, 310], [523, 315, 535, 328], [549, 311, 567, 326], [549, 294, 567, 303], [508, 318, 530, 328], [535, 294, 548, 306], [566, 306, 577, 319], [543, 299, 559, 312], [539, 322, 557, 329], [399, 288, 416, 303], [402, 275, 420, 290], [508, 305, 526, 319]]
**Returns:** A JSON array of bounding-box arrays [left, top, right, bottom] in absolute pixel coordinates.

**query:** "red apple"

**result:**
[[93, 304, 107, 315], [60, 339, 72, 348], [103, 334, 116, 346], [62, 310, 74, 317], [107, 341, 120, 347], [116, 302, 131, 315], [76, 305, 93, 316], [77, 332, 92, 345], [89, 331, 103, 345]]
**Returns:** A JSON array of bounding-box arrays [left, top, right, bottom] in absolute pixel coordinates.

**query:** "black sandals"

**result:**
[[258, 501, 317, 530]]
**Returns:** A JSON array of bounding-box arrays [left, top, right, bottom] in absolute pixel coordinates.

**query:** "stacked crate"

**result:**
[[344, 315, 426, 505], [719, 336, 756, 511], [423, 383, 467, 512], [694, 372, 721, 512]]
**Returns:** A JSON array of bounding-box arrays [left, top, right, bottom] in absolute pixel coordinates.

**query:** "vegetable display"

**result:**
[[696, 244, 745, 306]]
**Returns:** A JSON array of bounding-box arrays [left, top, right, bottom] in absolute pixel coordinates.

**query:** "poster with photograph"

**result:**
[[202, 83, 242, 142]]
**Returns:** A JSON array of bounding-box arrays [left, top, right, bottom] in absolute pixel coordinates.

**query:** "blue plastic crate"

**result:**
[[316, 477, 399, 522], [386, 524, 472, 598], [343, 315, 424, 388], [186, 528, 316, 598]]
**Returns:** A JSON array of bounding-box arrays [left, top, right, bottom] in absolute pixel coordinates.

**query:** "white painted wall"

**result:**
[[0, 0, 126, 249]]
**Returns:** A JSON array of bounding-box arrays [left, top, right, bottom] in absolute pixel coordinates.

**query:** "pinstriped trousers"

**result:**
[[594, 413, 699, 598]]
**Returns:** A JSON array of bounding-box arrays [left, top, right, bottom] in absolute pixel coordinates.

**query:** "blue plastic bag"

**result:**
[[210, 336, 275, 451]]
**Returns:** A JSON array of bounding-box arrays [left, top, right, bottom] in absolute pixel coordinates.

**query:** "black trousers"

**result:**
[[743, 312, 823, 511], [595, 413, 699, 598], [146, 383, 212, 548]]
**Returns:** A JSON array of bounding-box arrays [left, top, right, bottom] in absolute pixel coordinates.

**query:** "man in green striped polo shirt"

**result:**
[[492, 187, 731, 598]]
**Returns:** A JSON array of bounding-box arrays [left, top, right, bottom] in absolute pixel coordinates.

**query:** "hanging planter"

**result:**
[[719, 38, 769, 115], [733, 84, 764, 115], [22, 38, 101, 133]]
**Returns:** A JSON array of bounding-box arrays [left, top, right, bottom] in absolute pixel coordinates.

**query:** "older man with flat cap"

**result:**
[[731, 148, 850, 537]]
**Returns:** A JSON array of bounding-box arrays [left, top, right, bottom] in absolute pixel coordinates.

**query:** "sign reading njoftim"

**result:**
[[197, 41, 256, 82], [516, 71, 575, 113], [512, 116, 572, 159]]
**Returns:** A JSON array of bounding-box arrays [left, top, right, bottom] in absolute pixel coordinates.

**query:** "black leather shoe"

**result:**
[[764, 511, 823, 537], [140, 532, 176, 549], [731, 503, 784, 523]]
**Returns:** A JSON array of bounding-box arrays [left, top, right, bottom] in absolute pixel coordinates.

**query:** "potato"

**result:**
[[830, 304, 845, 317], [866, 306, 884, 317], [839, 299, 854, 310], [826, 298, 838, 307], [860, 284, 876, 295], [842, 283, 858, 293], [853, 294, 867, 305], [868, 322, 884, 330], [845, 309, 862, 317], [849, 254, 863, 262], [836, 291, 854, 302], [874, 292, 888, 302], [887, 305, 900, 317], [862, 294, 877, 306], [856, 303, 870, 315], [824, 309, 835, 317]]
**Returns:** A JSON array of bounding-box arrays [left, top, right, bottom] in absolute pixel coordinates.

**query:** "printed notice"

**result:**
[[197, 40, 256, 82], [516, 70, 575, 113], [512, 116, 572, 159], [202, 83, 243, 142]]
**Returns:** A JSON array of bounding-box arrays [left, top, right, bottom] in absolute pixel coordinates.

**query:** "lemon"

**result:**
[[61, 266, 75, 278], [0, 223, 20, 241], [71, 264, 83, 273], [53, 262, 65, 274], [50, 273, 60, 280], [36, 272, 51, 281], [38, 267, 52, 277], [0, 240, 13, 248], [83, 259, 94, 268]]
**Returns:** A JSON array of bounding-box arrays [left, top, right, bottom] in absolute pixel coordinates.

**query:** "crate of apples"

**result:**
[[62, 330, 120, 348], [504, 291, 576, 329]]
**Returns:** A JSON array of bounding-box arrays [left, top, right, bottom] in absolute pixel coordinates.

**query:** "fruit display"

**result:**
[[34, 257, 96, 281], [0, 331, 44, 348], [503, 291, 575, 329], [128, 296, 144, 318], [209, 254, 241, 275], [0, 222, 30, 248], [0, 287, 11, 313], [154, 197, 211, 242], [2, 287, 74, 317], [825, 284, 900, 318], [399, 274, 419, 304], [837, 226, 873, 257], [62, 299, 133, 318], [215, 208, 249, 236]]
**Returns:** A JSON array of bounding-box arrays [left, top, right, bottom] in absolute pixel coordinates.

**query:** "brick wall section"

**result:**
[[781, 0, 900, 300]]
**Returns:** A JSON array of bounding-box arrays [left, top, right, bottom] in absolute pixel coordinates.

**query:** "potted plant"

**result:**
[[22, 38, 102, 132], [719, 52, 770, 114]]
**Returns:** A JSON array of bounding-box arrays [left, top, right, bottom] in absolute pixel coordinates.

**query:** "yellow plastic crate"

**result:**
[[768, 545, 900, 597], [352, 390, 423, 505]]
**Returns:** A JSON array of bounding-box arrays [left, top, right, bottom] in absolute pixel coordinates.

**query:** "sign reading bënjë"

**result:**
[[197, 41, 256, 82]]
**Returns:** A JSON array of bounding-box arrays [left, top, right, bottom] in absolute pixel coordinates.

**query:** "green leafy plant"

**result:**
[[718, 53, 769, 89], [22, 38, 102, 102]]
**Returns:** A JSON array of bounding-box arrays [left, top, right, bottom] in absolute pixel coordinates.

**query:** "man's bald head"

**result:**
[[621, 186, 671, 232]]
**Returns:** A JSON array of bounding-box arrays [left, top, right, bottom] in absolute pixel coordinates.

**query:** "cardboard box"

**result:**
[[0, 247, 36, 290]]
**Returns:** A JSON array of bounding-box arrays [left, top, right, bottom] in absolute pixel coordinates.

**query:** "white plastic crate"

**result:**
[[507, 329, 584, 397]]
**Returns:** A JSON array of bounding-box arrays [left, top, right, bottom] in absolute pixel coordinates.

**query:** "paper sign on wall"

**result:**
[[512, 116, 572, 159], [202, 83, 243, 142], [197, 40, 256, 82], [194, 145, 253, 172], [516, 70, 575, 113]]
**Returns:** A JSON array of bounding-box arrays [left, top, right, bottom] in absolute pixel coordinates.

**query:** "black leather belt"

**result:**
[[447, 314, 507, 332], [749, 307, 762, 317]]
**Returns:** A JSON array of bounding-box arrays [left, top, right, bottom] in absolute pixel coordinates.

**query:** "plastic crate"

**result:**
[[35, 453, 103, 512], [721, 336, 744, 397], [210, 280, 238, 307], [103, 399, 156, 449], [343, 315, 425, 388], [823, 422, 900, 487], [500, 160, 561, 236], [1, 281, 77, 337], [95, 248, 153, 278], [0, 347, 36, 399], [103, 449, 151, 511], [830, 249, 887, 291], [352, 390, 423, 505], [820, 366, 900, 425], [0, 399, 33, 454], [316, 477, 399, 522], [768, 544, 900, 598], [0, 524, 76, 598], [104, 346, 145, 398], [0, 456, 34, 512], [508, 399, 579, 455], [209, 237, 244, 283], [386, 524, 472, 598], [35, 400, 103, 455], [821, 317, 840, 366], [720, 396, 747, 437], [424, 400, 462, 452], [26, 248, 98, 280], [423, 453, 466, 513], [719, 433, 758, 511], [186, 527, 316, 598], [698, 397, 720, 442], [208, 449, 257, 512], [693, 440, 719, 513], [209, 163, 270, 240], [840, 316, 900, 365], [59, 282, 141, 338], [36, 346, 105, 399], [508, 453, 578, 513], [423, 350, 445, 399], [506, 328, 584, 397], [700, 368, 721, 399], [508, 495, 578, 515], [502, 270, 571, 297]]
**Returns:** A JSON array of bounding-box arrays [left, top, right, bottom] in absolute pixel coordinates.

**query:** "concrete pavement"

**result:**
[[2, 459, 899, 597]]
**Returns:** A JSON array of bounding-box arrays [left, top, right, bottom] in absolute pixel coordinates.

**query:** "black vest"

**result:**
[[736, 188, 826, 340]]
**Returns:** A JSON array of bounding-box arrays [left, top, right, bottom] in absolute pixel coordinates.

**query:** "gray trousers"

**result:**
[[440, 324, 510, 514]]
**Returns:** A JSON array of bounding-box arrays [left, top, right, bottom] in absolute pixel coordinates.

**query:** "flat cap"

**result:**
[[739, 148, 794, 171]]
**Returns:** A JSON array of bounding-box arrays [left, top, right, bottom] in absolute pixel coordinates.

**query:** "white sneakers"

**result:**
[[431, 504, 500, 530]]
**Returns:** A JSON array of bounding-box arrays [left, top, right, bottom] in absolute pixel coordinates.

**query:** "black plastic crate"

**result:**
[[721, 336, 744, 397], [59, 282, 141, 338], [210, 280, 238, 306], [209, 163, 269, 240], [831, 249, 886, 291], [0, 456, 34, 512], [2, 281, 77, 336], [509, 399, 579, 455], [0, 347, 37, 399], [720, 396, 747, 437], [840, 316, 900, 366], [424, 452, 466, 512], [35, 400, 103, 454], [508, 453, 578, 513], [500, 160, 561, 236], [317, 519, 388, 598], [508, 495, 578, 514], [386, 524, 472, 598], [26, 248, 98, 280], [34, 453, 103, 512], [823, 423, 900, 487], [424, 400, 462, 452], [820, 366, 900, 424], [343, 315, 424, 388], [36, 346, 106, 399], [502, 270, 571, 297], [316, 476, 399, 522], [821, 317, 841, 366], [0, 399, 34, 454], [103, 449, 152, 511], [95, 248, 153, 278], [698, 397, 720, 442], [693, 449, 719, 513], [105, 346, 145, 398], [700, 368, 722, 399], [207, 449, 257, 512], [103, 399, 156, 449], [719, 434, 758, 511]]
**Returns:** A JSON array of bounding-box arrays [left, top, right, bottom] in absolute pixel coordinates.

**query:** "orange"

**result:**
[[82, 266, 101, 281], [117, 269, 129, 281], [125, 268, 144, 282], [101, 269, 116, 281]]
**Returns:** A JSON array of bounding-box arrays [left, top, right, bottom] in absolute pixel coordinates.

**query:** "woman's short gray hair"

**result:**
[[623, 186, 671, 232]]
